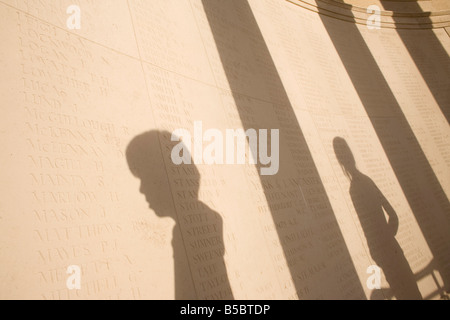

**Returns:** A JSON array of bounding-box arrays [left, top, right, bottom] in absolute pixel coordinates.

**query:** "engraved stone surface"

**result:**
[[0, 0, 449, 300]]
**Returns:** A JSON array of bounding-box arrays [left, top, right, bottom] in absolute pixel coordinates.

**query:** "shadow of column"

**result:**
[[310, 0, 450, 293], [382, 1, 450, 123], [200, 0, 366, 299]]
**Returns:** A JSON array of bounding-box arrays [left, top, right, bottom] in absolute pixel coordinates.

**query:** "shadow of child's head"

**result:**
[[333, 137, 357, 179], [126, 130, 200, 219]]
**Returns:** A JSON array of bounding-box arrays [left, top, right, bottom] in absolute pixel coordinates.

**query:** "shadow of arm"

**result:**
[[379, 188, 399, 236]]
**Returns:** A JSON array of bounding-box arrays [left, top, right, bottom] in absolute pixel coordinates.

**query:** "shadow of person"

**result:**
[[333, 137, 422, 300], [126, 130, 234, 300]]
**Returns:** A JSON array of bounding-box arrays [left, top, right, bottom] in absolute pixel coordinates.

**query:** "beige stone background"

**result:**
[[0, 0, 449, 300]]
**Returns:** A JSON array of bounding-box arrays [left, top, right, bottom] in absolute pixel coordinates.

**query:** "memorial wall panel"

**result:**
[[1, 0, 449, 300]]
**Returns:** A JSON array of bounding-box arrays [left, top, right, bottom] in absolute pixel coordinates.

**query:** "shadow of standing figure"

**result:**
[[126, 130, 234, 300], [333, 137, 422, 300]]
